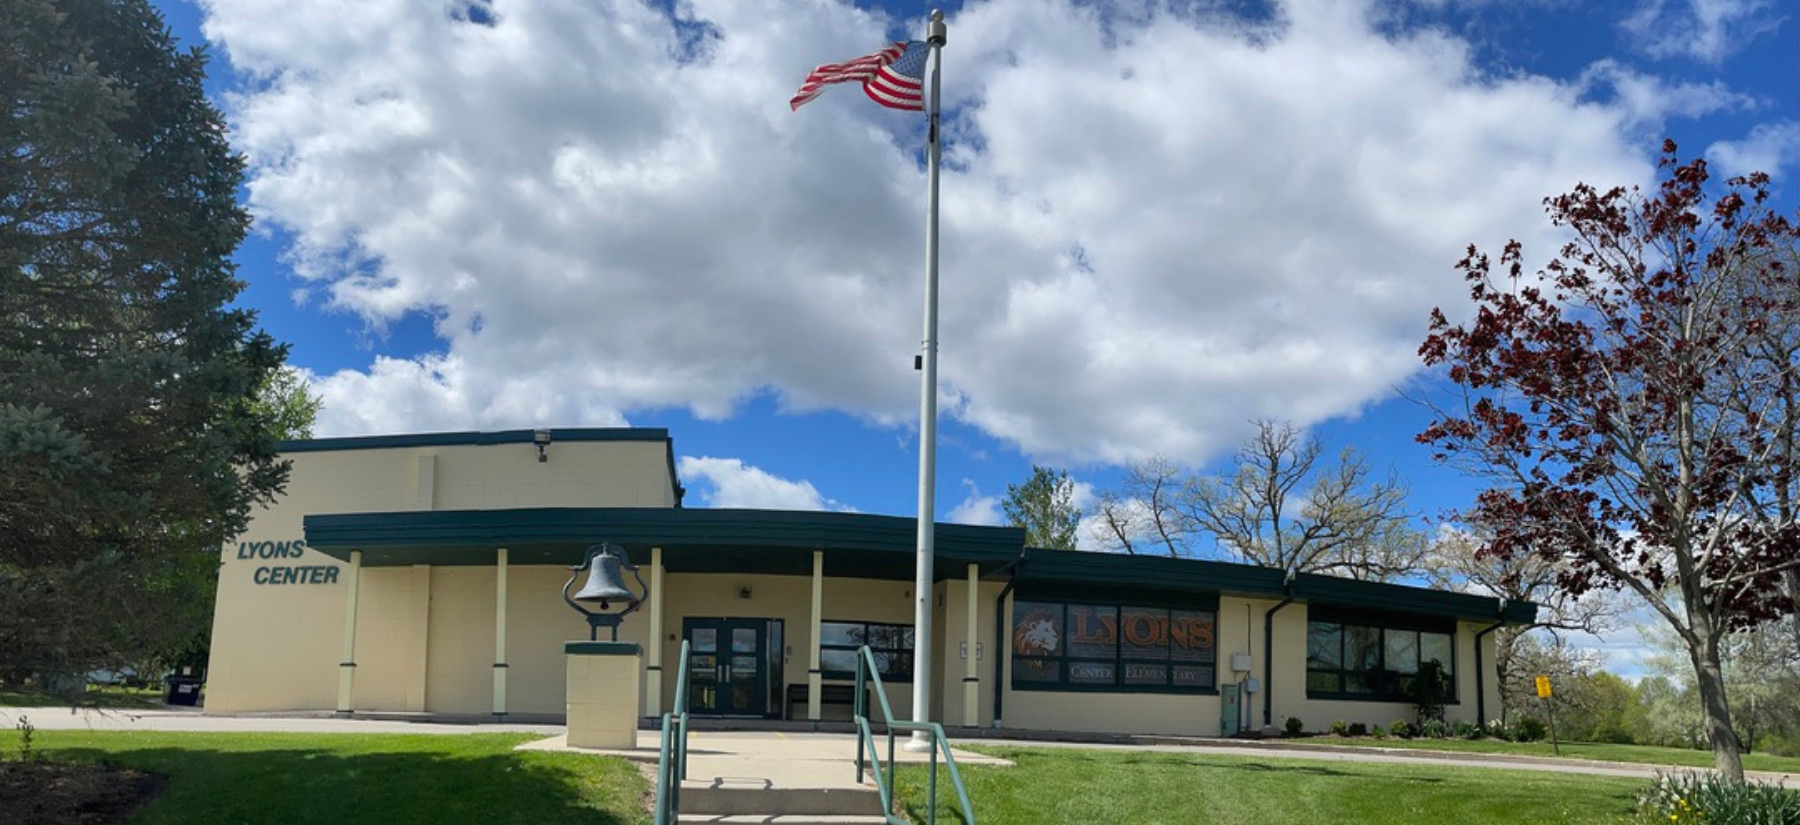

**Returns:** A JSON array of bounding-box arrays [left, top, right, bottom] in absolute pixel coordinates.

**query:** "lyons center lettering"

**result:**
[[237, 539, 339, 586]]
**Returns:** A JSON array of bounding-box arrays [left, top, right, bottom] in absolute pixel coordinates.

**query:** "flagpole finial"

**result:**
[[929, 9, 946, 45]]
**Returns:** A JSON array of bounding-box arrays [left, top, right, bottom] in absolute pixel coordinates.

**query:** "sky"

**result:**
[[150, 0, 1797, 677]]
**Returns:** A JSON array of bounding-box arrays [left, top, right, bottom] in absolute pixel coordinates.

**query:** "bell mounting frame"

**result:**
[[561, 542, 649, 641]]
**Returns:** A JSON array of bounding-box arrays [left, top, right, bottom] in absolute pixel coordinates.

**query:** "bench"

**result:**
[[783, 682, 869, 720]]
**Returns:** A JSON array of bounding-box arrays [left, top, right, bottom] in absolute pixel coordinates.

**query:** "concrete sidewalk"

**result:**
[[518, 729, 1011, 791]]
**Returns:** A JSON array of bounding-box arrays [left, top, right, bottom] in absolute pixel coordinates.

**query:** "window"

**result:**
[[818, 620, 913, 680], [1306, 620, 1455, 701], [1011, 600, 1216, 693]]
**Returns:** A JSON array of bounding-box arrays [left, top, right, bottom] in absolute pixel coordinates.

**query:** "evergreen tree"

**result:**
[[0, 0, 289, 685], [1002, 466, 1080, 550]]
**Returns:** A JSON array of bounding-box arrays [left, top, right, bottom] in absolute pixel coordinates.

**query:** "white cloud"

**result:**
[[946, 479, 1004, 526], [1577, 60, 1753, 130], [210, 0, 1660, 464], [677, 456, 848, 511], [1620, 0, 1784, 64], [1707, 121, 1800, 180]]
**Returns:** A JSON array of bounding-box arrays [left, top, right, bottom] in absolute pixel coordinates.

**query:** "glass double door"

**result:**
[[684, 618, 781, 717]]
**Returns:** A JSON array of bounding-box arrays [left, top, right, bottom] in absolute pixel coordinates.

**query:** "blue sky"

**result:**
[[153, 0, 1795, 674]]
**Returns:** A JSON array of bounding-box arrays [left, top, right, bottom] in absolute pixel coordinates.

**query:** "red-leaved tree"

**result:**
[[1419, 141, 1800, 780]]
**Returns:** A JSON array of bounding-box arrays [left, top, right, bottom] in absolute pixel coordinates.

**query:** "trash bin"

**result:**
[[165, 675, 203, 706]]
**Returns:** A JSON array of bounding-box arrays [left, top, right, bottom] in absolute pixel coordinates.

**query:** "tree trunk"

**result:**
[[1687, 632, 1745, 781], [1787, 568, 1800, 662]]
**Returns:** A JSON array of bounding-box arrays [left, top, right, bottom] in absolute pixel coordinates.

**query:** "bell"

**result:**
[[573, 550, 635, 609]]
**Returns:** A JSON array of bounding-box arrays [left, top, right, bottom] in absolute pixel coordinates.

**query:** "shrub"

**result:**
[[1372, 724, 1387, 740], [1419, 719, 1446, 739], [1390, 720, 1414, 739], [1347, 722, 1368, 737], [1330, 720, 1349, 736], [1637, 771, 1800, 825], [1514, 717, 1548, 743], [1284, 717, 1304, 737], [1450, 719, 1480, 740]]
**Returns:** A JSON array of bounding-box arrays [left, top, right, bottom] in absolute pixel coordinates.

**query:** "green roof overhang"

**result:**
[[300, 507, 1533, 624], [303, 507, 1026, 580], [1010, 548, 1535, 624]]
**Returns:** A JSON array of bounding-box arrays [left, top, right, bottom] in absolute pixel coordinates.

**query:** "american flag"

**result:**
[[789, 41, 929, 112]]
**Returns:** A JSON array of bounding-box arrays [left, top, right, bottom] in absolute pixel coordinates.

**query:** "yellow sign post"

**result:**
[[1535, 675, 1560, 755]]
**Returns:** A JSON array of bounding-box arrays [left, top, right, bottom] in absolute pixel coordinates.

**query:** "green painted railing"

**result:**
[[853, 645, 977, 825], [652, 640, 692, 825]]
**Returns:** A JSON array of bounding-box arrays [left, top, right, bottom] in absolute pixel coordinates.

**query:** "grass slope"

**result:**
[[16, 731, 648, 825], [1283, 737, 1800, 775], [898, 745, 1646, 825]]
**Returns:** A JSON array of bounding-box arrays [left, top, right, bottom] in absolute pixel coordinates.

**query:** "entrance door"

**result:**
[[683, 618, 776, 716]]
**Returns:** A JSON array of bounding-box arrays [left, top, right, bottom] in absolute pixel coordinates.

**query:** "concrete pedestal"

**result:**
[[565, 641, 642, 749]]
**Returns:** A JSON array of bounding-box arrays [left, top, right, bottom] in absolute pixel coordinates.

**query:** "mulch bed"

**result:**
[[0, 761, 163, 825]]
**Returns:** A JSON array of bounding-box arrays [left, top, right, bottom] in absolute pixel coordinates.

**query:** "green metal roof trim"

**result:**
[[303, 507, 1026, 576], [277, 428, 685, 507], [1012, 548, 1534, 623], [299, 507, 1531, 623]]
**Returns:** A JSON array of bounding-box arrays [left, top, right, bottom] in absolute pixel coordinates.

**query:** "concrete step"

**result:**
[[677, 786, 884, 817], [677, 817, 889, 824]]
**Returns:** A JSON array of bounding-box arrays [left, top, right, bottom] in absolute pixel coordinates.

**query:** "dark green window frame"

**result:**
[[1010, 599, 1217, 694], [818, 620, 913, 681], [1305, 619, 1456, 703]]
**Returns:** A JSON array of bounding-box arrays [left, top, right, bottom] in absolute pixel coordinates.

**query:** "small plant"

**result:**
[[1346, 722, 1368, 737], [1450, 719, 1480, 740], [15, 715, 36, 762], [1283, 717, 1304, 737], [1513, 717, 1548, 743], [1419, 719, 1447, 739], [1329, 720, 1349, 737], [1390, 719, 1414, 739], [1637, 771, 1800, 825], [1371, 724, 1387, 740]]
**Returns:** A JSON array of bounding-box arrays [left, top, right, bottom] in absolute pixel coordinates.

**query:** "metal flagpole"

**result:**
[[906, 8, 947, 753]]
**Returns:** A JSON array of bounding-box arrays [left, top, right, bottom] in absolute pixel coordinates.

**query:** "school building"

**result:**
[[205, 428, 1535, 735]]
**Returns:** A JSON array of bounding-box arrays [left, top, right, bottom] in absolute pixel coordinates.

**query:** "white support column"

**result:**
[[336, 550, 362, 713], [963, 563, 979, 727], [493, 547, 508, 717], [646, 546, 665, 717], [808, 549, 824, 721]]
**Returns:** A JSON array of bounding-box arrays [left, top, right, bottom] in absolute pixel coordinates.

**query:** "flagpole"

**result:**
[[906, 8, 946, 753]]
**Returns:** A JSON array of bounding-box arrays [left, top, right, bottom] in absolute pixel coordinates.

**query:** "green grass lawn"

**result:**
[[0, 686, 165, 710], [897, 745, 1650, 825], [1274, 736, 1800, 775], [14, 731, 648, 825]]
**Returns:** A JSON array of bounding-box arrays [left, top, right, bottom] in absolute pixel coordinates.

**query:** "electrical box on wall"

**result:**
[[1230, 653, 1253, 673]]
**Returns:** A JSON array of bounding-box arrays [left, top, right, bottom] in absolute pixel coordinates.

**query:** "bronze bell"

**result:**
[[572, 551, 635, 609]]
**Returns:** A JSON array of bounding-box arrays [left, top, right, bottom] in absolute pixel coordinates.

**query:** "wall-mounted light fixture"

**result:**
[[738, 585, 753, 600], [533, 430, 551, 463]]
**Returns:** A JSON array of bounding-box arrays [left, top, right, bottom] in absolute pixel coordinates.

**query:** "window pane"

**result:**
[[866, 624, 912, 650], [1385, 631, 1419, 675], [1344, 671, 1373, 694], [1169, 611, 1215, 662], [1421, 633, 1453, 673], [1119, 607, 1168, 658], [873, 650, 913, 678], [1307, 622, 1342, 669], [1013, 602, 1063, 657], [1123, 661, 1168, 686], [1068, 660, 1116, 685], [1013, 657, 1058, 684], [1172, 664, 1214, 688], [1306, 670, 1340, 693], [1067, 605, 1118, 658], [819, 622, 861, 647], [819, 648, 858, 675], [1345, 625, 1381, 675]]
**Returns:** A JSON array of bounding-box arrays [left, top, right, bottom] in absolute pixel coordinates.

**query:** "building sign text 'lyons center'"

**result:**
[[236, 540, 340, 586]]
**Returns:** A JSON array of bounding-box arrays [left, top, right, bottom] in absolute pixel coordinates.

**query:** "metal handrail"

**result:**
[[852, 645, 977, 825], [653, 640, 693, 825]]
